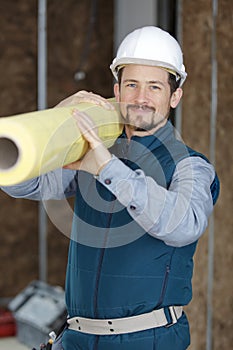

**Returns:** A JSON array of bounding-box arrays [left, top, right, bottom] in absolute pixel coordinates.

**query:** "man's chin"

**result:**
[[130, 121, 155, 131], [134, 127, 150, 132], [126, 118, 168, 136], [127, 124, 148, 132]]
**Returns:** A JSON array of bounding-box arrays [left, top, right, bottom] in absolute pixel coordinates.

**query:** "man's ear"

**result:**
[[114, 83, 120, 102], [170, 88, 183, 108]]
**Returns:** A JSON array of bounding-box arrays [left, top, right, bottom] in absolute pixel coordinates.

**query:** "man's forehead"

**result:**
[[122, 64, 169, 83]]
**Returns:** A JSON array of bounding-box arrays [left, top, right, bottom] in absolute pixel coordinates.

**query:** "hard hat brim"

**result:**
[[110, 58, 187, 87]]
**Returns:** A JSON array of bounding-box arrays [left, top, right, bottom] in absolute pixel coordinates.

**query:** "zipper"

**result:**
[[93, 248, 105, 350], [93, 247, 105, 318], [92, 137, 130, 350], [93, 201, 115, 350], [156, 264, 171, 308], [93, 199, 116, 318], [156, 246, 176, 308]]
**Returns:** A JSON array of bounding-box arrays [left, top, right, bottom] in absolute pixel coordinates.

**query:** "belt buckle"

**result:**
[[165, 306, 178, 328]]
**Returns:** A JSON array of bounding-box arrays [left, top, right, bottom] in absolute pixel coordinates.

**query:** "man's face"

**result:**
[[114, 65, 182, 136]]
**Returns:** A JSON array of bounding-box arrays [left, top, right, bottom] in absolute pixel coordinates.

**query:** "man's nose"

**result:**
[[134, 87, 149, 105]]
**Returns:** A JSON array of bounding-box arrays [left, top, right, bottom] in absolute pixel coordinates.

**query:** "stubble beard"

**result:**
[[124, 104, 168, 132]]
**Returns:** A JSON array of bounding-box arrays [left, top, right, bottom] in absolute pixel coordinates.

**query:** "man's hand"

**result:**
[[55, 90, 114, 111], [56, 90, 115, 175], [64, 110, 112, 175]]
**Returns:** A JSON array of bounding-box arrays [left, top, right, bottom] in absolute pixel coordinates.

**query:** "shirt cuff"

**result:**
[[97, 155, 144, 209]]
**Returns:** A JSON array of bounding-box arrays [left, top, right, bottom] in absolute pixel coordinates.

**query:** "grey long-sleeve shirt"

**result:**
[[1, 154, 215, 247]]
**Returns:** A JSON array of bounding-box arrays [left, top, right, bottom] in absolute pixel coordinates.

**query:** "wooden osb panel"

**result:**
[[182, 0, 233, 349]]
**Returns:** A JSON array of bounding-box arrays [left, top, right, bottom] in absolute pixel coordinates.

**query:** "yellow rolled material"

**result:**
[[0, 99, 123, 186]]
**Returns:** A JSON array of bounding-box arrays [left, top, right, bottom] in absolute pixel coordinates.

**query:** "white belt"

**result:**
[[67, 306, 183, 335]]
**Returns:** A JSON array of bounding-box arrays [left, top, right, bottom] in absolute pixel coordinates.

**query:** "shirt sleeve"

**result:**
[[97, 155, 215, 247], [0, 168, 77, 201]]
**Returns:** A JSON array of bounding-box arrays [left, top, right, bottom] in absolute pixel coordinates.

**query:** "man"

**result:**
[[1, 27, 219, 350]]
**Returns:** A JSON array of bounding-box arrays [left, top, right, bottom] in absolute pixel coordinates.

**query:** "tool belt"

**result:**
[[67, 306, 183, 335]]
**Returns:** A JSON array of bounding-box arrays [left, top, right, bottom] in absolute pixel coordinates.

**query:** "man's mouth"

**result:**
[[127, 104, 155, 114]]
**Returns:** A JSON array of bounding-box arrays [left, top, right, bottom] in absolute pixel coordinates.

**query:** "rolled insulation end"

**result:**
[[0, 137, 19, 170]]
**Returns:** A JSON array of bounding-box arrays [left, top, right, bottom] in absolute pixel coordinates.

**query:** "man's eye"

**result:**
[[126, 83, 136, 88], [150, 85, 160, 90]]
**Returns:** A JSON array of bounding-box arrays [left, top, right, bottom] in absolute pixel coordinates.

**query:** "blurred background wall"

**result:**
[[0, 1, 232, 349]]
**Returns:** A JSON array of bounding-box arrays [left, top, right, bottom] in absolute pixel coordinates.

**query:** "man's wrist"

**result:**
[[95, 155, 112, 176]]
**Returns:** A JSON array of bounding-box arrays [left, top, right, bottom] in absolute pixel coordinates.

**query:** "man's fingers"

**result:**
[[73, 91, 114, 110], [72, 109, 101, 147], [55, 91, 115, 110], [63, 159, 81, 170]]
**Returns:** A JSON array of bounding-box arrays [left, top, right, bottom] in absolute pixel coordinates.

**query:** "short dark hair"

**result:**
[[116, 67, 181, 95], [168, 73, 181, 95]]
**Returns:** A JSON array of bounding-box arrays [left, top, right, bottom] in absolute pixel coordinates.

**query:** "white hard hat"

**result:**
[[110, 26, 187, 86]]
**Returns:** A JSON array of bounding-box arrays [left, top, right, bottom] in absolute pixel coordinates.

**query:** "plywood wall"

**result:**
[[182, 1, 233, 349]]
